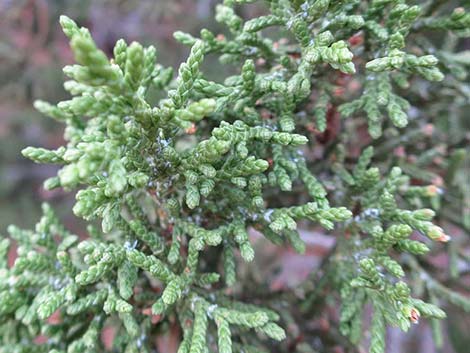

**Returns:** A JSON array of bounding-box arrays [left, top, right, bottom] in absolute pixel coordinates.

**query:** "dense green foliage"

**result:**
[[1, 1, 469, 352]]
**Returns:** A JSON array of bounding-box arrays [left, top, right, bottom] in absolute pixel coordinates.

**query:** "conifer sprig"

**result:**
[[2, 1, 469, 352]]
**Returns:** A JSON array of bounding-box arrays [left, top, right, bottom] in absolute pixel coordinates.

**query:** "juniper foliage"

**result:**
[[2, 1, 470, 352]]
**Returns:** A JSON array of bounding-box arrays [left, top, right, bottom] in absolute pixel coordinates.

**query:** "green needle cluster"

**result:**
[[2, 1, 470, 352]]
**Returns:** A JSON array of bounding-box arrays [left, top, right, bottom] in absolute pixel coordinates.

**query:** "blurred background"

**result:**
[[0, 1, 468, 352]]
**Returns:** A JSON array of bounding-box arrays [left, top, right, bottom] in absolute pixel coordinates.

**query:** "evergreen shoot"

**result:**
[[2, 1, 470, 352]]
